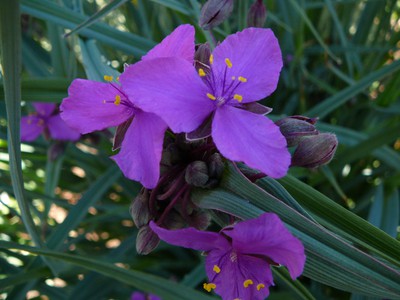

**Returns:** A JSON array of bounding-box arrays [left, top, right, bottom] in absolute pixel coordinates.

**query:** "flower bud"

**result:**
[[48, 141, 67, 161], [194, 43, 211, 69], [276, 116, 319, 147], [185, 161, 209, 187], [136, 225, 160, 255], [190, 210, 211, 230], [162, 209, 186, 230], [130, 189, 151, 228], [208, 153, 224, 179], [247, 0, 267, 28], [199, 0, 234, 30], [291, 133, 338, 168]]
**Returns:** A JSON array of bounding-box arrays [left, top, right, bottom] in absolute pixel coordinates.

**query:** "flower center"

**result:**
[[198, 56, 247, 107], [102, 75, 136, 111]]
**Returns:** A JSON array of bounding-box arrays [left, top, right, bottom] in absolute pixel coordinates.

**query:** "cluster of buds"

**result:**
[[131, 135, 224, 254], [276, 116, 338, 169]]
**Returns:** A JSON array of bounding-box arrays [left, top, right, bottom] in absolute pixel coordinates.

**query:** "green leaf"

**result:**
[[0, 241, 216, 300]]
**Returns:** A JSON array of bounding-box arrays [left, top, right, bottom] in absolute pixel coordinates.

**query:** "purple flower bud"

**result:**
[[189, 210, 211, 230], [185, 161, 209, 187], [136, 225, 160, 255], [247, 0, 267, 28], [162, 209, 187, 230], [291, 133, 338, 168], [199, 0, 234, 30], [130, 189, 152, 228], [276, 116, 319, 147]]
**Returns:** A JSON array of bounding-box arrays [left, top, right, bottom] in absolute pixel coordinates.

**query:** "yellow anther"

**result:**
[[231, 76, 236, 80], [213, 265, 221, 274], [225, 58, 233, 68], [114, 95, 121, 105], [203, 283, 216, 292], [238, 76, 247, 82], [104, 75, 113, 82], [198, 68, 206, 77], [257, 283, 265, 291], [234, 94, 243, 102], [243, 279, 254, 288], [209, 54, 214, 64], [207, 93, 216, 100]]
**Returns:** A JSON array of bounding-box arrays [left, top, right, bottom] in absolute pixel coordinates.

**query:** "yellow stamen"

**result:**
[[209, 54, 214, 64], [213, 265, 221, 274], [104, 75, 113, 82], [225, 58, 233, 68], [234, 94, 243, 102], [203, 283, 216, 292], [238, 76, 247, 82], [257, 283, 265, 291], [207, 93, 216, 100], [198, 68, 206, 77], [114, 95, 121, 105], [231, 76, 236, 80], [243, 279, 254, 288]]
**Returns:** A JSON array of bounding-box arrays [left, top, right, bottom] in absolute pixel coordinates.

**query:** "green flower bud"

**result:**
[[136, 225, 160, 255], [247, 0, 267, 28], [185, 161, 209, 187], [130, 189, 151, 228]]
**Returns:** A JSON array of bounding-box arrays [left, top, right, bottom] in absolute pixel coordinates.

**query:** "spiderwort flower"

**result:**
[[21, 102, 80, 142], [150, 213, 305, 300], [60, 25, 195, 188], [121, 27, 291, 178]]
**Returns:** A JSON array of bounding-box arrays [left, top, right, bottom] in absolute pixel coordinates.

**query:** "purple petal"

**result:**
[[205, 249, 273, 300], [112, 111, 167, 189], [60, 79, 133, 134], [212, 106, 290, 178], [20, 116, 44, 142], [150, 221, 229, 252], [120, 57, 214, 133], [142, 24, 195, 62], [47, 115, 81, 141], [224, 213, 306, 279], [32, 102, 56, 117], [130, 292, 145, 300], [212, 28, 283, 103]]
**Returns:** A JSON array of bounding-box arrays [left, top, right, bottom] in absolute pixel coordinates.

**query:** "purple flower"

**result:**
[[21, 102, 80, 142], [150, 213, 306, 300], [131, 291, 161, 300], [120, 27, 291, 178], [60, 25, 195, 188]]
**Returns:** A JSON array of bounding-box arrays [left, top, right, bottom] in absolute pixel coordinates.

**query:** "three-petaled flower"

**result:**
[[120, 26, 291, 178], [60, 25, 195, 188], [150, 213, 305, 300], [21, 102, 80, 142]]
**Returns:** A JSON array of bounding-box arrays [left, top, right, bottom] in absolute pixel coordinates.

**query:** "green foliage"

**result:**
[[0, 0, 399, 299]]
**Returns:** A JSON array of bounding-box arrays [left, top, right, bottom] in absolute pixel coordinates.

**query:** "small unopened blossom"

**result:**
[[247, 0, 267, 28], [275, 116, 319, 147], [131, 291, 161, 300], [291, 133, 338, 168], [136, 225, 160, 255], [61, 25, 195, 188], [122, 26, 291, 178], [21, 102, 80, 142], [199, 0, 234, 30], [150, 213, 305, 300]]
